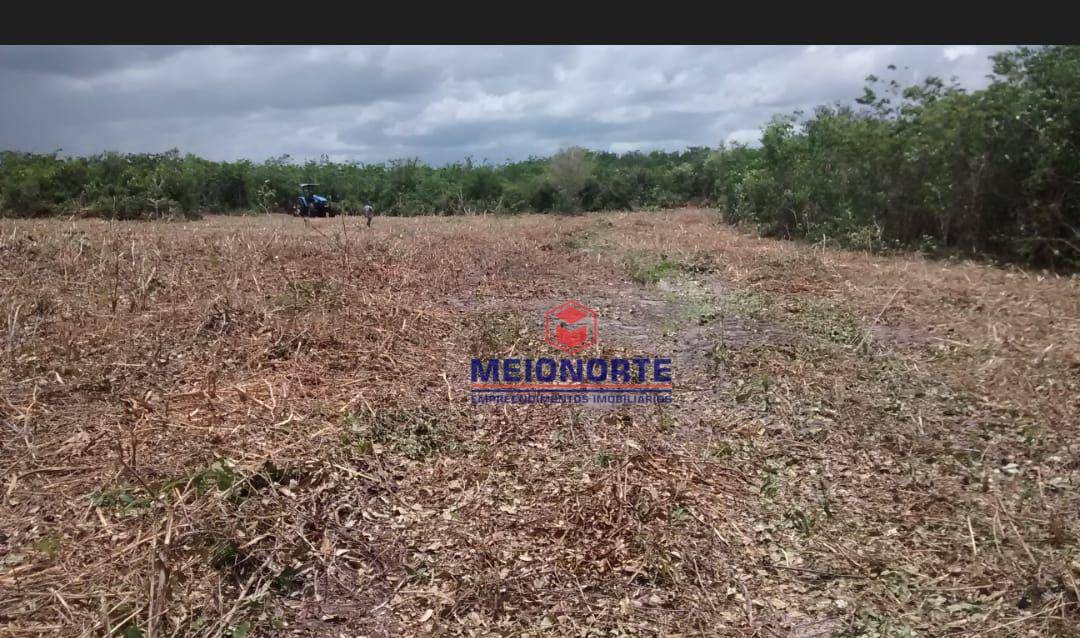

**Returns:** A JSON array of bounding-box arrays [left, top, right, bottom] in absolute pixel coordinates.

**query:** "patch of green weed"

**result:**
[[761, 470, 780, 499], [471, 313, 529, 357], [345, 408, 458, 461], [724, 291, 773, 319], [624, 252, 713, 285]]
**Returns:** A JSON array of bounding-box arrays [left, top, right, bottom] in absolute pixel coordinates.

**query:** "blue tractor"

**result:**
[[293, 183, 336, 217]]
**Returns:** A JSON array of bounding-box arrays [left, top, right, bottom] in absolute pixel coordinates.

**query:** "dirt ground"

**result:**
[[1, 208, 1078, 637]]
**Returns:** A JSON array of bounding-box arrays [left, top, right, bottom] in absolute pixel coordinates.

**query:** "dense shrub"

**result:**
[[718, 46, 1080, 268]]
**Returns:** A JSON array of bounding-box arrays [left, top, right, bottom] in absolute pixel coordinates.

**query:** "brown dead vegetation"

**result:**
[[1, 209, 1078, 636]]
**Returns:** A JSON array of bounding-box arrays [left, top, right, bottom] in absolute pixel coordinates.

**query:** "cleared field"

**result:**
[[1, 209, 1078, 636]]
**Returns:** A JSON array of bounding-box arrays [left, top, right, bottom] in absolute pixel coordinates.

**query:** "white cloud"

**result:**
[[943, 45, 978, 61], [726, 129, 761, 146], [0, 45, 1015, 164]]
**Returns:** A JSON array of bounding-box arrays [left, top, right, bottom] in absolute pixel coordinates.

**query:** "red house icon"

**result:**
[[544, 300, 598, 355]]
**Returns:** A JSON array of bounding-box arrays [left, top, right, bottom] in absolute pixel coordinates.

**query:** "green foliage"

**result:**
[[719, 45, 1080, 268], [1, 46, 1078, 267], [0, 146, 720, 218]]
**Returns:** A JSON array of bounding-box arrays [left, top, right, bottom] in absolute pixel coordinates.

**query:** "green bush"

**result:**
[[720, 46, 1080, 268]]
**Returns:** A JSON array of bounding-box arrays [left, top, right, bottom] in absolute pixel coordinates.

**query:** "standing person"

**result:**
[[362, 201, 375, 227]]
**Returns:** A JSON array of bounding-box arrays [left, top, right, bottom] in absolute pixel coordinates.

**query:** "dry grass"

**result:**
[[1, 209, 1078, 637]]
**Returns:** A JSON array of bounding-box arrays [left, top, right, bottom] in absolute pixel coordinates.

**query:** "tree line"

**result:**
[[1, 46, 1077, 267]]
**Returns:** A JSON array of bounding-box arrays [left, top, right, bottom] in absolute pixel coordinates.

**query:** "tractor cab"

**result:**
[[294, 183, 335, 217]]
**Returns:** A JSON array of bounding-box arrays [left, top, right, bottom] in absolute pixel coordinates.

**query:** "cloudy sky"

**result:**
[[0, 45, 1011, 165]]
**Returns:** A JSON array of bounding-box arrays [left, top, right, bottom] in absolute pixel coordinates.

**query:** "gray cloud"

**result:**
[[0, 45, 1013, 165], [0, 45, 188, 77]]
